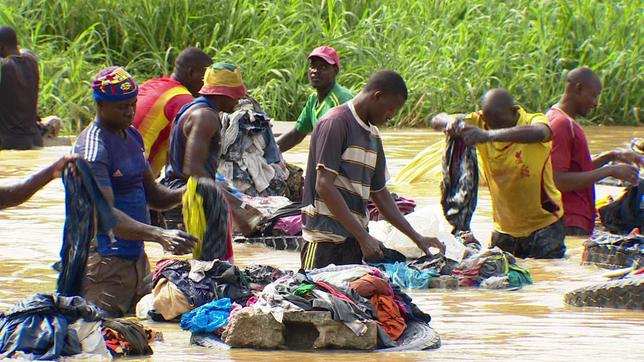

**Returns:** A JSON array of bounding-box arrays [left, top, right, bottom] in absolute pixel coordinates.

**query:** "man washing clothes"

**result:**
[[301, 70, 445, 269], [431, 88, 566, 259], [547, 67, 642, 236], [74, 66, 197, 317]]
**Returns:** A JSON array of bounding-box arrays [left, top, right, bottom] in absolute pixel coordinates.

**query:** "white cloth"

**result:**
[[69, 320, 112, 359], [189, 259, 218, 282], [308, 264, 381, 287], [242, 133, 275, 192]]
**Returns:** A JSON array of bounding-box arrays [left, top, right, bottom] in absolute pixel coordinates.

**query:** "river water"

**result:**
[[0, 126, 642, 361]]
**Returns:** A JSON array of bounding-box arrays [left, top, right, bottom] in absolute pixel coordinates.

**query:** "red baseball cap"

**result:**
[[308, 46, 341, 69]]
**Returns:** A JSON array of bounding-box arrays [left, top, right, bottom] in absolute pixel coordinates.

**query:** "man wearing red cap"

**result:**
[[277, 46, 353, 152]]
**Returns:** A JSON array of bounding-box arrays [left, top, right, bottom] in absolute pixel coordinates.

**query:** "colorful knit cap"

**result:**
[[199, 62, 246, 99], [92, 66, 138, 101]]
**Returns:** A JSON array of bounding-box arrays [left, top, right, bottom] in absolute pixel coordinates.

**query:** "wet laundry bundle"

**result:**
[[440, 135, 478, 233], [183, 177, 233, 262], [0, 294, 160, 359], [148, 259, 285, 321], [598, 180, 643, 234], [56, 159, 116, 296], [0, 293, 103, 360]]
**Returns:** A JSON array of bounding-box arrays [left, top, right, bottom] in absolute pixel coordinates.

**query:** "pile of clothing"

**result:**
[[372, 237, 532, 290], [598, 180, 643, 234], [0, 293, 157, 359], [218, 102, 288, 197], [582, 229, 644, 269], [247, 265, 430, 345], [143, 259, 288, 321]]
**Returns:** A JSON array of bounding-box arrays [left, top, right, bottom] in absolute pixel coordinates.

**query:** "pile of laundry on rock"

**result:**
[[0, 293, 159, 360], [174, 264, 440, 351]]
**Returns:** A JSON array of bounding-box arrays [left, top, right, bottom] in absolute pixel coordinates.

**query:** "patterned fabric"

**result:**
[[199, 62, 246, 98], [92, 66, 138, 101], [133, 76, 193, 175]]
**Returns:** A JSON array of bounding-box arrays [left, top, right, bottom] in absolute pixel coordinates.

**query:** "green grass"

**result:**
[[1, 0, 642, 133]]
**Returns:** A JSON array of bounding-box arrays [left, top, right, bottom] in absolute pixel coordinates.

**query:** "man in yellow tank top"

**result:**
[[431, 88, 565, 259]]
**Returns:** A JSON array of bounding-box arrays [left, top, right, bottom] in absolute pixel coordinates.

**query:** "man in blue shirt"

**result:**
[[74, 66, 196, 316]]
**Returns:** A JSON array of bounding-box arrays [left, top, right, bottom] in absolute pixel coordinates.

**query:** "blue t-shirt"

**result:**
[[73, 121, 150, 258]]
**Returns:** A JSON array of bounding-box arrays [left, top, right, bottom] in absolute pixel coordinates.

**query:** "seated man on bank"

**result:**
[[133, 47, 213, 176], [74, 66, 197, 317], [547, 67, 642, 236], [277, 46, 353, 152], [301, 70, 444, 269], [431, 88, 565, 259]]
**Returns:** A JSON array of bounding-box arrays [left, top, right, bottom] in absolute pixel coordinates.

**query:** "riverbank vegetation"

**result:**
[[2, 0, 641, 132]]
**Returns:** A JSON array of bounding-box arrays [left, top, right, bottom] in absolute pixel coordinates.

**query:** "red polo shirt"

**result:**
[[547, 106, 596, 234]]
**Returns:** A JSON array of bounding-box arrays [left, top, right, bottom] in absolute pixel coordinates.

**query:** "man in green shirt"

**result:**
[[277, 46, 353, 152]]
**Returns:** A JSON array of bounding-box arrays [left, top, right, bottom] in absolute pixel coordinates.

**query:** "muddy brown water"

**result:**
[[0, 126, 642, 361]]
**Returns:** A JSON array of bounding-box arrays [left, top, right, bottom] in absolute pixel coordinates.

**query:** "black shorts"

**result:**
[[491, 219, 566, 259], [300, 237, 363, 270]]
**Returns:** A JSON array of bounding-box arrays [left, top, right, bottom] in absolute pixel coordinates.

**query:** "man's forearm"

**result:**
[[592, 151, 616, 169], [487, 125, 549, 143], [277, 129, 306, 153], [553, 168, 613, 193], [147, 184, 183, 211], [112, 207, 162, 242], [0, 164, 55, 209]]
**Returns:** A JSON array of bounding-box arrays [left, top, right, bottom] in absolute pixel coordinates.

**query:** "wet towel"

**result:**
[[180, 298, 233, 334], [183, 177, 233, 261], [440, 136, 478, 233]]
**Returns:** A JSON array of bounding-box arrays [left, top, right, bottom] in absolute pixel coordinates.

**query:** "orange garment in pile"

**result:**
[[350, 274, 406, 340], [132, 76, 193, 175]]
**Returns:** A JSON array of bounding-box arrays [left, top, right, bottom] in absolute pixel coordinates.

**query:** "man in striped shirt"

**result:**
[[301, 71, 445, 269], [277, 46, 353, 152]]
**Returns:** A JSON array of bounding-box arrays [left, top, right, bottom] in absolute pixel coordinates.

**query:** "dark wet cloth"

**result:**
[[192, 177, 232, 261], [441, 136, 478, 233], [57, 159, 116, 296], [101, 318, 153, 356], [491, 219, 566, 259], [243, 264, 288, 289], [155, 259, 252, 307], [598, 180, 643, 234], [0, 293, 103, 360]]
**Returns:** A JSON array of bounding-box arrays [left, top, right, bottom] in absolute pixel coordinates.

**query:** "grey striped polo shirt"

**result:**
[[301, 101, 387, 243]]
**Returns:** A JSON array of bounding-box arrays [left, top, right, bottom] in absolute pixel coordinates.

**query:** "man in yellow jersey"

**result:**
[[431, 88, 565, 259], [133, 48, 212, 176], [277, 46, 353, 152]]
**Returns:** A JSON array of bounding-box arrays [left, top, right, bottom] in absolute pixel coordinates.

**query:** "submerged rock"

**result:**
[[222, 308, 377, 350]]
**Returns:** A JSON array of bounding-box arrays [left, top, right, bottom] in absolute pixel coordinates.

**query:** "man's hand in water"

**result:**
[[49, 154, 78, 178], [415, 236, 446, 256], [155, 229, 198, 255], [359, 235, 385, 262]]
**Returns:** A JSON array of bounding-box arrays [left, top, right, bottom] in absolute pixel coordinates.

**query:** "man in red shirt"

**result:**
[[547, 67, 642, 236], [133, 48, 212, 176]]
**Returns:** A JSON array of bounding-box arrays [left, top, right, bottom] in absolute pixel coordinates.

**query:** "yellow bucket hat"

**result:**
[[199, 62, 246, 99]]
